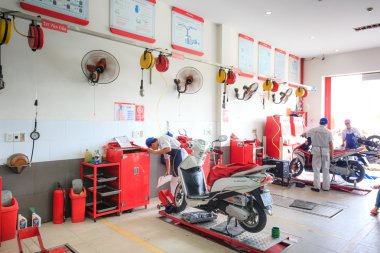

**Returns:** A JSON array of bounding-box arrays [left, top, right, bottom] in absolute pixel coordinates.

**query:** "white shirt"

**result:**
[[342, 127, 360, 141], [307, 125, 333, 149], [158, 135, 181, 159]]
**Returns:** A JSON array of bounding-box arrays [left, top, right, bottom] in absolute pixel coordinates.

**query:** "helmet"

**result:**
[[344, 119, 351, 124], [320, 117, 328, 125], [145, 137, 156, 147]]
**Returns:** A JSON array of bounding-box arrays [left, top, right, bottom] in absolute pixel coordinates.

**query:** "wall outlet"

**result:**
[[19, 133, 25, 142], [13, 133, 20, 142], [139, 131, 144, 138], [5, 133, 13, 142], [132, 131, 139, 138]]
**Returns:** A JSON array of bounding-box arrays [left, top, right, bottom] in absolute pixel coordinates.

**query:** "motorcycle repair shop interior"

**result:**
[[0, 1, 380, 253]]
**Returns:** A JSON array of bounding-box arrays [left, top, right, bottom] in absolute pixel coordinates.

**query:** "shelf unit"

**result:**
[[80, 162, 121, 221]]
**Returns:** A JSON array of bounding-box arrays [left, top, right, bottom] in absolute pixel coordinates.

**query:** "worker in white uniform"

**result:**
[[146, 135, 184, 176], [306, 118, 334, 192]]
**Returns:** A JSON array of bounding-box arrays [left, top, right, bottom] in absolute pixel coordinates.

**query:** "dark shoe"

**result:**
[[311, 188, 320, 192]]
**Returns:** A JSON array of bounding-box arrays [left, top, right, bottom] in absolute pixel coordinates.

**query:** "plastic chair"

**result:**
[[17, 227, 48, 253]]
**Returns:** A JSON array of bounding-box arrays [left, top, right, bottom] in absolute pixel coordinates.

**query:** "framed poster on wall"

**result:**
[[172, 7, 204, 56], [288, 54, 300, 83], [258, 41, 271, 80], [238, 33, 254, 78], [274, 48, 286, 82], [20, 0, 89, 25], [110, 0, 156, 43]]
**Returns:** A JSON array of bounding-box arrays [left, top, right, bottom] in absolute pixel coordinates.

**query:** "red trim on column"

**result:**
[[238, 33, 254, 42], [325, 77, 332, 129], [300, 58, 304, 84]]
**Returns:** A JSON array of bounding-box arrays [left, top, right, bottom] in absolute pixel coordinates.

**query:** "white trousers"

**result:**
[[312, 149, 330, 190]]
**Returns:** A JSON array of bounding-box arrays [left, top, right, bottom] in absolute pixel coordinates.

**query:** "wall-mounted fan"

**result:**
[[272, 88, 293, 104], [174, 67, 203, 98], [234, 83, 259, 101], [81, 50, 120, 85]]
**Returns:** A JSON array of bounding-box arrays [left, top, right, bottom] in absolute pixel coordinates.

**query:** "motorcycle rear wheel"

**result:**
[[174, 183, 187, 212], [366, 135, 380, 152], [238, 200, 267, 233], [289, 158, 304, 177], [340, 161, 365, 183]]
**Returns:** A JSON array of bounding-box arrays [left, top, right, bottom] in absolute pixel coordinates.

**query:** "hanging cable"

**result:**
[[12, 16, 29, 38]]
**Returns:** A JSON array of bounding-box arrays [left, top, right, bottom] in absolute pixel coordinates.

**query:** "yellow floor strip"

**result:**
[[101, 219, 166, 253]]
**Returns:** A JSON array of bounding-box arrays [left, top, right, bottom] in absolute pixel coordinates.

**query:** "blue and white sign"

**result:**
[[110, 0, 155, 43], [258, 42, 271, 78], [172, 7, 204, 56], [274, 49, 286, 81], [238, 34, 254, 76], [288, 54, 300, 83]]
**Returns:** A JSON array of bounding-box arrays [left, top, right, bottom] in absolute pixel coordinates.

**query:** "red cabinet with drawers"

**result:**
[[106, 143, 150, 211]]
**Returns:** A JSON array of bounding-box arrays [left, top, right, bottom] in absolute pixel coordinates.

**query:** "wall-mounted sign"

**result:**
[[110, 0, 156, 43], [274, 48, 286, 82], [238, 33, 254, 78], [20, 0, 89, 25], [115, 102, 135, 121], [41, 19, 68, 33], [258, 42, 271, 80], [288, 54, 300, 84], [172, 7, 204, 56], [135, 105, 144, 121]]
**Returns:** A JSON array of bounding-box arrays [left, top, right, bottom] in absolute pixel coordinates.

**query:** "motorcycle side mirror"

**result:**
[[217, 135, 228, 142], [178, 128, 187, 136]]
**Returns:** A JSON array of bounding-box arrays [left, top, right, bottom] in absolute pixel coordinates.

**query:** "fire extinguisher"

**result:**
[[53, 182, 66, 224]]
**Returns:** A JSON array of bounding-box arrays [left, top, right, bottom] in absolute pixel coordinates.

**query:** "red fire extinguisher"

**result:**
[[53, 182, 66, 224]]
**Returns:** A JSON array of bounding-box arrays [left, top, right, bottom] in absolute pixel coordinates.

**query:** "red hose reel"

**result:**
[[28, 22, 44, 51]]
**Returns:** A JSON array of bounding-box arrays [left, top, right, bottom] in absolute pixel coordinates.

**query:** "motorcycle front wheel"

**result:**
[[340, 161, 365, 183], [174, 183, 187, 212], [238, 200, 267, 233], [289, 158, 304, 177]]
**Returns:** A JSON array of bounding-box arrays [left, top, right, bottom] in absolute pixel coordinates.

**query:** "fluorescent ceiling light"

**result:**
[[265, 11, 272, 15]]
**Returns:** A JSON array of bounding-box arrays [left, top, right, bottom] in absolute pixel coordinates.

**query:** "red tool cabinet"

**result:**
[[80, 162, 121, 221], [106, 142, 150, 211], [230, 140, 264, 165]]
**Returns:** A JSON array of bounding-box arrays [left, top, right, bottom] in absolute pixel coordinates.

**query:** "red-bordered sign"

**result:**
[[172, 7, 204, 56], [238, 33, 254, 78], [258, 41, 272, 80], [20, 1, 89, 26], [275, 48, 286, 55], [289, 54, 299, 60], [135, 105, 144, 121], [110, 0, 156, 43], [274, 48, 286, 82]]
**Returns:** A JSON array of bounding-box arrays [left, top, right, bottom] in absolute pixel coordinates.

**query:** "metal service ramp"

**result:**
[[159, 207, 295, 253], [291, 178, 371, 195]]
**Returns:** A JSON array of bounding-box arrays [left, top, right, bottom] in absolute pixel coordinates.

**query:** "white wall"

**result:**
[[218, 24, 298, 142], [304, 47, 380, 129], [0, 1, 218, 163]]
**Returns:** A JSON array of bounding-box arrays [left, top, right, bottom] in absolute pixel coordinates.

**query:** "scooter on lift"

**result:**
[[173, 135, 275, 233], [290, 137, 366, 183]]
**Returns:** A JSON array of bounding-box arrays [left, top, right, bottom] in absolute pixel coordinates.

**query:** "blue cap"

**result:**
[[145, 137, 156, 147], [320, 117, 328, 125]]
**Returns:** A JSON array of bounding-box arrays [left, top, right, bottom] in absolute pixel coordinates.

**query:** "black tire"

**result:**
[[366, 135, 380, 151], [238, 200, 267, 233], [341, 161, 365, 183], [174, 183, 187, 212], [289, 158, 304, 177]]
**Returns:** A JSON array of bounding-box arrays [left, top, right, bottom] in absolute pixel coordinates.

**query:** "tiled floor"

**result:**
[[1, 175, 380, 253]]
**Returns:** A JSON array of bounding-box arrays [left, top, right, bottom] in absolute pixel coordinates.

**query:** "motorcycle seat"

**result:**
[[207, 163, 257, 186], [232, 165, 275, 177]]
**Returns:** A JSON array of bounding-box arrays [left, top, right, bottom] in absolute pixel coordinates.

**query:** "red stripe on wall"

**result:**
[[325, 77, 332, 129], [300, 58, 304, 84]]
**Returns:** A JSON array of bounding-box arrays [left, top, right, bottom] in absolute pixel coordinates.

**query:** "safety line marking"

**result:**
[[101, 219, 166, 253]]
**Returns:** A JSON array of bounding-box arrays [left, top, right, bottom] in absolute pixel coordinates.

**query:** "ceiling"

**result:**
[[160, 0, 380, 58]]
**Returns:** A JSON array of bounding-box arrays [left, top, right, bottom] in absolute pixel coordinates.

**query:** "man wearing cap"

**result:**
[[146, 135, 184, 176], [342, 119, 361, 149], [306, 118, 334, 192]]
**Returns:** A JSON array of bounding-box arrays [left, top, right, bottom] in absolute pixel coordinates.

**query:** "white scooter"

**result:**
[[174, 135, 275, 233]]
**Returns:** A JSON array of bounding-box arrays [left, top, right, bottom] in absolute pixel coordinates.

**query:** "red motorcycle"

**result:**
[[290, 138, 365, 183]]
